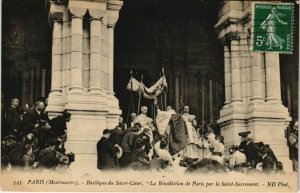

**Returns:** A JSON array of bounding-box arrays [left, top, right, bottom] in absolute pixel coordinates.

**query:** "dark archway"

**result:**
[[2, 0, 52, 110], [114, 0, 224, 124]]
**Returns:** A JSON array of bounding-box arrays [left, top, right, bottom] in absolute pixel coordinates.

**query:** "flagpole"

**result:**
[[137, 74, 143, 115], [162, 67, 167, 110], [201, 81, 205, 124], [130, 70, 135, 113], [160, 94, 163, 111], [164, 89, 167, 111]]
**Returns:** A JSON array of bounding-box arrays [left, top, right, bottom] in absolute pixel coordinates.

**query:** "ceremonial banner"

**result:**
[[127, 76, 168, 99]]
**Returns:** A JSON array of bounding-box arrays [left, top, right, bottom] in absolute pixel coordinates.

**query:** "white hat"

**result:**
[[114, 144, 123, 159]]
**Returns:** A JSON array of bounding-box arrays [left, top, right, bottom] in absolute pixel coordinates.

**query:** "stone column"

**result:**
[[69, 15, 83, 93], [250, 53, 264, 102], [106, 0, 122, 98], [230, 40, 242, 103], [107, 24, 114, 94], [265, 53, 281, 103], [46, 4, 65, 116], [224, 45, 231, 105], [50, 19, 63, 94], [102, 16, 108, 91], [105, 2, 123, 129], [89, 17, 102, 94], [82, 24, 90, 91], [61, 6, 70, 95]]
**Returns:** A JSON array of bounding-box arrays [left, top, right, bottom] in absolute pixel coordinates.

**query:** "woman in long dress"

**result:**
[[260, 6, 288, 49]]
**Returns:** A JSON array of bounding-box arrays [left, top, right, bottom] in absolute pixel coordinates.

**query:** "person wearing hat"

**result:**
[[2, 135, 17, 149], [2, 135, 26, 166], [238, 131, 259, 166], [97, 129, 117, 170]]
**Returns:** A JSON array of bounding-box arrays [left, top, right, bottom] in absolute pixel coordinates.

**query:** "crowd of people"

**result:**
[[97, 103, 291, 175], [1, 97, 297, 175], [1, 98, 74, 172]]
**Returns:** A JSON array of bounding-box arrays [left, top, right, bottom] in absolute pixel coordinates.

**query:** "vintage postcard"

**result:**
[[1, 0, 299, 192]]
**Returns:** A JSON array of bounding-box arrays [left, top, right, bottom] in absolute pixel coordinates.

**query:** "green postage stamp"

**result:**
[[252, 2, 294, 54]]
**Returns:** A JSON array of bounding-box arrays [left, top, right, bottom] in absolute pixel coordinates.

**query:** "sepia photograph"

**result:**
[[0, 0, 299, 192]]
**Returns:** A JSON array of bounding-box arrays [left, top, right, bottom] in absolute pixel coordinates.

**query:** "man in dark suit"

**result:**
[[49, 110, 71, 149], [22, 101, 46, 135], [97, 129, 117, 170], [6, 98, 22, 138], [22, 101, 51, 149], [120, 124, 140, 168], [109, 126, 124, 146], [238, 131, 259, 166], [258, 148, 274, 174], [50, 111, 71, 137]]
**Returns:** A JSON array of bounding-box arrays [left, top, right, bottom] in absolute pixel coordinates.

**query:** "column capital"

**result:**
[[107, 14, 119, 27], [50, 12, 64, 22], [106, 0, 123, 27], [69, 7, 87, 18], [71, 15, 83, 19], [89, 9, 106, 20], [48, 0, 65, 23], [107, 0, 123, 11]]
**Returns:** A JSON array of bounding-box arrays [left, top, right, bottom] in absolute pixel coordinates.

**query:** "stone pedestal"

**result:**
[[46, 0, 123, 171], [215, 1, 292, 172]]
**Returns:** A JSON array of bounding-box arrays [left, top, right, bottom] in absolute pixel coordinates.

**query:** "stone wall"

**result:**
[[215, 1, 294, 172]]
